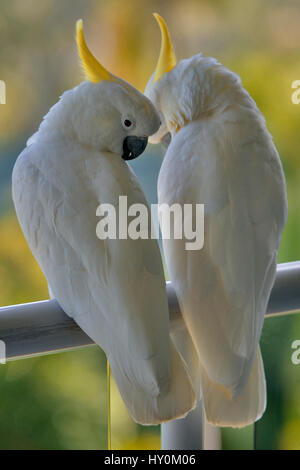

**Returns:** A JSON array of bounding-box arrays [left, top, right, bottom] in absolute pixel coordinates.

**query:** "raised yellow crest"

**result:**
[[153, 13, 177, 82], [76, 19, 114, 83]]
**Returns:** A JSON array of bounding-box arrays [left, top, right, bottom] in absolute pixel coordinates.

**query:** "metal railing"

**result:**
[[0, 261, 300, 449]]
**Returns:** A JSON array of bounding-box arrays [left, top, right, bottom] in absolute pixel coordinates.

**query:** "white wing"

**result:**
[[12, 137, 195, 424], [158, 115, 287, 399]]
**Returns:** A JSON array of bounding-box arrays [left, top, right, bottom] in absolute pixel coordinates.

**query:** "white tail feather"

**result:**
[[109, 338, 196, 425], [200, 347, 266, 428]]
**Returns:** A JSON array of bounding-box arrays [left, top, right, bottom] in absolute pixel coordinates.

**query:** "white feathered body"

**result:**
[[12, 81, 195, 425], [146, 55, 288, 426]]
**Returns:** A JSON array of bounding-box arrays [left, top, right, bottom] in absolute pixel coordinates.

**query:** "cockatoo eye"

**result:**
[[122, 116, 135, 131]]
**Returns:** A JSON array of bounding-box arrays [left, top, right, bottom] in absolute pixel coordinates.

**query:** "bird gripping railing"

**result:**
[[0, 261, 299, 449]]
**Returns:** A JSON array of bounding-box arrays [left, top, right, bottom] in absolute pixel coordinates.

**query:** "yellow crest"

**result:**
[[153, 13, 177, 82], [76, 19, 114, 83]]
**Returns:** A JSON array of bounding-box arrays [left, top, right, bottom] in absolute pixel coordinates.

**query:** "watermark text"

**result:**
[[0, 80, 6, 104], [0, 340, 6, 365], [291, 340, 300, 365], [96, 197, 204, 251]]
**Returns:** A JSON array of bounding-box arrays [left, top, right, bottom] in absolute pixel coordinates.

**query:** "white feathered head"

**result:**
[[145, 14, 250, 145], [37, 20, 160, 160]]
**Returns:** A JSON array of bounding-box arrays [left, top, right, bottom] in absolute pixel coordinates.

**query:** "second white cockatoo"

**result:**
[[12, 20, 195, 425], [145, 14, 288, 427]]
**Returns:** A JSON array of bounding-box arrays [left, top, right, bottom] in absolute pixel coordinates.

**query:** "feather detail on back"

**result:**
[[144, 17, 286, 426], [12, 135, 195, 424], [153, 57, 287, 425]]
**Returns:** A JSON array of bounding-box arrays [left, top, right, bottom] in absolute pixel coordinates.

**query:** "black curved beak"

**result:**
[[122, 136, 148, 161]]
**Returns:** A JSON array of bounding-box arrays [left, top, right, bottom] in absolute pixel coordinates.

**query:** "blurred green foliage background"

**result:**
[[0, 0, 300, 449]]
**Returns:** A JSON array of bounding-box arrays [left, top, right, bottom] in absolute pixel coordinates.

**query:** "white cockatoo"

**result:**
[[12, 20, 195, 425], [145, 14, 288, 427]]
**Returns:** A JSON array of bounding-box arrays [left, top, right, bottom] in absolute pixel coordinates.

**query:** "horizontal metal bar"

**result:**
[[163, 261, 300, 451], [265, 261, 300, 316], [0, 261, 299, 361]]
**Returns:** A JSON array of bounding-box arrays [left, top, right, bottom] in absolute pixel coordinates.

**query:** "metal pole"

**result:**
[[161, 261, 300, 450], [0, 261, 299, 361], [0, 299, 94, 360], [161, 400, 204, 450], [0, 261, 299, 449]]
